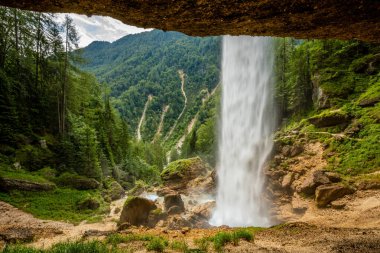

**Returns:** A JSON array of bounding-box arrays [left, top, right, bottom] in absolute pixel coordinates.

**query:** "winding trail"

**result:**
[[164, 70, 187, 142], [136, 95, 153, 141], [152, 105, 170, 143]]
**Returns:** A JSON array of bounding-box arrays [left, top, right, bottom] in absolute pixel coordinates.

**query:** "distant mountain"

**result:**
[[80, 30, 221, 144]]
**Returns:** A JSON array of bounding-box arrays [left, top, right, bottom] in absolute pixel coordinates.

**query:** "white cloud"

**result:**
[[55, 14, 152, 48]]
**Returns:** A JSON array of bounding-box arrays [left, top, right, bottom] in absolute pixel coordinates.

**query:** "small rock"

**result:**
[[315, 184, 355, 207], [282, 173, 294, 190], [167, 205, 183, 215], [330, 200, 346, 210], [290, 145, 304, 157], [117, 222, 131, 231], [77, 198, 100, 210], [181, 227, 190, 234], [357, 180, 380, 190], [299, 170, 331, 195], [164, 194, 185, 213], [324, 172, 341, 183], [114, 207, 121, 214]]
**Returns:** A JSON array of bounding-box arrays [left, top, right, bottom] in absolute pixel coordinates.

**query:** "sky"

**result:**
[[56, 14, 152, 48]]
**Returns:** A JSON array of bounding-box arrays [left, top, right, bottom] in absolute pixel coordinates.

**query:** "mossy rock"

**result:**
[[358, 81, 380, 107], [160, 157, 211, 192], [0, 170, 56, 192], [54, 173, 100, 190], [308, 109, 350, 127], [77, 197, 101, 210], [119, 196, 156, 226], [104, 179, 125, 201]]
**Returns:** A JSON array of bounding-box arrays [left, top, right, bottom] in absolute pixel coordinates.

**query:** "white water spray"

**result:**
[[210, 36, 275, 227]]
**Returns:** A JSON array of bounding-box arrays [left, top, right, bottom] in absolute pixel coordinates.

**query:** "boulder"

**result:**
[[0, 177, 55, 192], [358, 97, 380, 107], [55, 173, 100, 190], [299, 170, 331, 195], [357, 180, 380, 190], [281, 173, 294, 190], [324, 172, 341, 183], [308, 110, 350, 128], [119, 197, 156, 226], [166, 216, 192, 230], [161, 157, 211, 193], [0, 227, 34, 243], [108, 181, 125, 201], [147, 208, 168, 227], [77, 198, 100, 210], [167, 206, 183, 215], [315, 184, 355, 207], [164, 194, 185, 213], [190, 201, 216, 220], [290, 145, 304, 157]]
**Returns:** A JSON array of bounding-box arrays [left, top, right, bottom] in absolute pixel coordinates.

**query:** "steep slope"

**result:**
[[80, 30, 221, 144]]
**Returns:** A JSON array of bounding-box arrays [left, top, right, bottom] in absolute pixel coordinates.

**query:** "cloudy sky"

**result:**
[[56, 14, 152, 48]]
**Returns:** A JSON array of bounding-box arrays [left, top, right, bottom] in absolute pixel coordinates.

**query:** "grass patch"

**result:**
[[146, 237, 168, 252], [0, 188, 108, 224], [0, 169, 52, 185], [201, 229, 255, 252], [3, 241, 119, 253], [170, 239, 189, 252]]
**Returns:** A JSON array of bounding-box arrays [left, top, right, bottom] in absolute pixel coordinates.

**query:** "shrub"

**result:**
[[170, 240, 189, 252], [146, 237, 168, 252]]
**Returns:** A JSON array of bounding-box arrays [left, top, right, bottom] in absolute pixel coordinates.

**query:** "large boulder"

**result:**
[[357, 180, 380, 190], [164, 194, 185, 214], [308, 110, 350, 128], [55, 173, 100, 190], [299, 170, 331, 195], [0, 177, 55, 192], [119, 197, 157, 226], [315, 184, 355, 207], [161, 157, 211, 193]]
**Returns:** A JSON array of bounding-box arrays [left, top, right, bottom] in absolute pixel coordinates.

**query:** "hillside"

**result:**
[[80, 30, 221, 144]]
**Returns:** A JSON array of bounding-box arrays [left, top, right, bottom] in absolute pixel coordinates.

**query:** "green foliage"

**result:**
[[80, 30, 221, 144], [0, 188, 107, 224], [3, 241, 119, 253], [161, 157, 203, 179], [146, 237, 168, 252], [170, 240, 189, 252], [0, 169, 53, 185]]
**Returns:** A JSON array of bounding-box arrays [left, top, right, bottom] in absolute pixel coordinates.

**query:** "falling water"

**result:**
[[210, 36, 275, 227]]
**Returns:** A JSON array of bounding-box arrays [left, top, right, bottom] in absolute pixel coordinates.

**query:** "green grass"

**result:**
[[200, 229, 255, 252], [2, 241, 120, 253], [146, 237, 168, 252], [0, 169, 53, 185], [0, 188, 108, 224], [170, 239, 189, 252]]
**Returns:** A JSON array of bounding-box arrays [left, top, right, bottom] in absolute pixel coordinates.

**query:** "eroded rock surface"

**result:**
[[1, 1, 380, 42]]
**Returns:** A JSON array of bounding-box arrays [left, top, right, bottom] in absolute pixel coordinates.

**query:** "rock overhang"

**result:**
[[0, 0, 379, 42]]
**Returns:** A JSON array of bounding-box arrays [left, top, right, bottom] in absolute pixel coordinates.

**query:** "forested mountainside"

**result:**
[[80, 30, 221, 144]]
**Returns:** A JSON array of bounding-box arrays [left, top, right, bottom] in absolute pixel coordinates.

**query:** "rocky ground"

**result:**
[[0, 149, 379, 252]]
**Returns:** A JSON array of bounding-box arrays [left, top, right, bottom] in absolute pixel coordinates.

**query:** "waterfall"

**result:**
[[210, 36, 275, 227]]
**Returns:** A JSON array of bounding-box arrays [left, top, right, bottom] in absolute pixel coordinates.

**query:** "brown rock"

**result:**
[[299, 170, 331, 195], [119, 197, 156, 227], [0, 227, 34, 243], [315, 184, 355, 207], [108, 181, 125, 201], [282, 173, 294, 190], [290, 145, 304, 157], [3, 1, 380, 42], [191, 201, 216, 220], [77, 198, 100, 210], [161, 157, 211, 193], [324, 172, 341, 183], [0, 177, 55, 192], [357, 181, 380, 190], [164, 194, 185, 213]]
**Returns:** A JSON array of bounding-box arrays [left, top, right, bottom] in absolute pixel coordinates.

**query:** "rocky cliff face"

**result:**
[[1, 0, 380, 42]]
